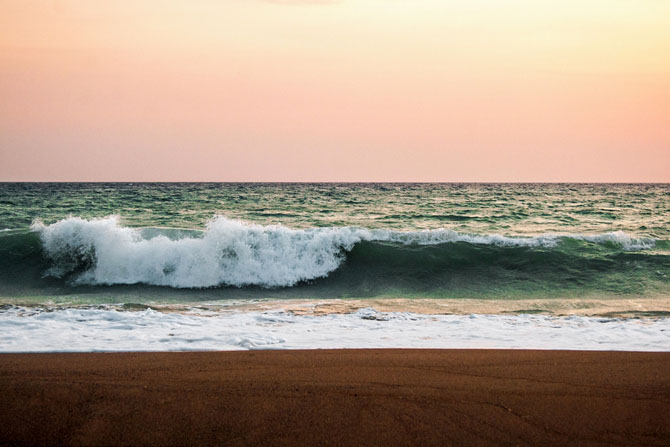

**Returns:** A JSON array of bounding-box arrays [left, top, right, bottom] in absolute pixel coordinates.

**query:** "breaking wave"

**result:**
[[21, 216, 661, 289]]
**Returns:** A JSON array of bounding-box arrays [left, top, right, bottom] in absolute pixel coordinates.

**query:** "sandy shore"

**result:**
[[1, 350, 669, 446]]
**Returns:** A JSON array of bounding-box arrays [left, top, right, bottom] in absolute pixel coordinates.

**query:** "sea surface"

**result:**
[[1, 183, 669, 351]]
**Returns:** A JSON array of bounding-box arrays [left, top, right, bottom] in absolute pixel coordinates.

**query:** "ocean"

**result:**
[[1, 183, 669, 351]]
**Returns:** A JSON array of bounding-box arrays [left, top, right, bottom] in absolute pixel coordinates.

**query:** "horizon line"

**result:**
[[1, 181, 668, 185]]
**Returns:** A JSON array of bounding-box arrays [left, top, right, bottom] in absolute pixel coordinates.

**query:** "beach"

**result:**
[[1, 349, 669, 446]]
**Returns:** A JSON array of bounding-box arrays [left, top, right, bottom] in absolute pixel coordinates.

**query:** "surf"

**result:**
[[0, 216, 658, 296]]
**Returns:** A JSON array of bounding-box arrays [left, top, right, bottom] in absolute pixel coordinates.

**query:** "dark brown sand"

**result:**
[[1, 349, 669, 446]]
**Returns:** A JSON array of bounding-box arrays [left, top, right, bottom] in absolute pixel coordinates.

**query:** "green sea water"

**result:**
[[0, 183, 668, 304]]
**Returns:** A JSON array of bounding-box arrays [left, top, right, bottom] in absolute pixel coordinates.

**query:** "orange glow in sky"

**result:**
[[1, 0, 669, 181]]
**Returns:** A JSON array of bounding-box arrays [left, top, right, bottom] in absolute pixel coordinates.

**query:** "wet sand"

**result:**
[[223, 297, 670, 318], [1, 349, 669, 446], [7, 297, 670, 319]]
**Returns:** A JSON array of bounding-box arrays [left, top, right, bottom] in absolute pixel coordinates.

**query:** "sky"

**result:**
[[1, 0, 669, 182]]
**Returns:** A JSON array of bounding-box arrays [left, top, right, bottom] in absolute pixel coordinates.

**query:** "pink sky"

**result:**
[[1, 0, 669, 181]]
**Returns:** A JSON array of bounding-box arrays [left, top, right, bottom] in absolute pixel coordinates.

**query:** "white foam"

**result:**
[[576, 231, 656, 251], [0, 306, 668, 352], [33, 216, 367, 287], [31, 216, 657, 288]]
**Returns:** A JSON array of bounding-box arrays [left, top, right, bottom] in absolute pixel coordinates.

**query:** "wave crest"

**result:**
[[31, 216, 657, 288], [33, 216, 366, 287]]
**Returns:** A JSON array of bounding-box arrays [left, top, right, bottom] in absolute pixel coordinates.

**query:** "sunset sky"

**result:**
[[1, 0, 669, 182]]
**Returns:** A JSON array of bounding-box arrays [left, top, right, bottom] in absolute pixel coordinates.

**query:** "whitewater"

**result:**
[[32, 215, 658, 288], [2, 306, 669, 352]]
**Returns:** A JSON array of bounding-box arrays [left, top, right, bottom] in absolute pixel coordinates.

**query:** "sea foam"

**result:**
[[1, 306, 669, 352], [31, 216, 657, 288]]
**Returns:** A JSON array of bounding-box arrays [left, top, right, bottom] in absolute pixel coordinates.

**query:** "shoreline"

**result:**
[[211, 297, 670, 318], [2, 305, 670, 352], [4, 296, 670, 318], [1, 349, 669, 446]]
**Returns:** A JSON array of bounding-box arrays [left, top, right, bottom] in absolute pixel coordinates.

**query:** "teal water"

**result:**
[[0, 183, 668, 303]]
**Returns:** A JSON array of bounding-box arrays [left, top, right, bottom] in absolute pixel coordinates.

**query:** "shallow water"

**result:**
[[2, 305, 669, 352]]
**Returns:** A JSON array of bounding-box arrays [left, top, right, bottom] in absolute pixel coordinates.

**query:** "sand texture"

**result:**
[[1, 349, 669, 446]]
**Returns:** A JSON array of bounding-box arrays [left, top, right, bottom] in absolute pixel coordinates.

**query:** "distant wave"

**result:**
[[25, 216, 659, 289]]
